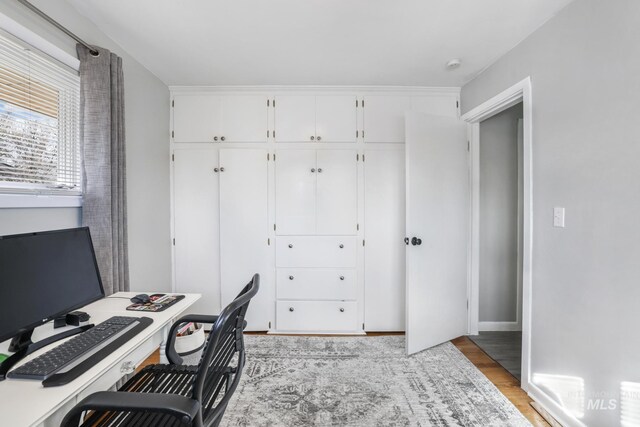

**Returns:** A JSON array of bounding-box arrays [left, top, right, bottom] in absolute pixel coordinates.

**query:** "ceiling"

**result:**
[[66, 0, 574, 87]]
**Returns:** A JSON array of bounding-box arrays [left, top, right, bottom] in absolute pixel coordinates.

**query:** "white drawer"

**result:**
[[276, 236, 357, 267], [277, 269, 356, 300], [276, 300, 358, 332]]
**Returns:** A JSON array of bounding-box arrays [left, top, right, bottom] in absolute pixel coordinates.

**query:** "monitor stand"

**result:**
[[0, 323, 94, 381]]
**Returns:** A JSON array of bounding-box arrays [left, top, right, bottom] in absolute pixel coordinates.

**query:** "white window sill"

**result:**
[[0, 193, 83, 208]]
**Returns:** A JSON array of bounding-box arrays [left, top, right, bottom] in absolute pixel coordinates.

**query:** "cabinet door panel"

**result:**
[[316, 150, 358, 235], [173, 95, 222, 143], [173, 149, 220, 315], [275, 150, 317, 235], [363, 95, 410, 143], [274, 95, 316, 142], [222, 95, 268, 142], [219, 149, 270, 330], [315, 95, 357, 143], [411, 95, 458, 118], [364, 149, 406, 331]]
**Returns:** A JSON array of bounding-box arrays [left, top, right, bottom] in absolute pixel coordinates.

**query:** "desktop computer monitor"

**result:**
[[0, 227, 105, 349]]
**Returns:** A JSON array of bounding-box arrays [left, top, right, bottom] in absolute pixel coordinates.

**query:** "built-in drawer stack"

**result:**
[[275, 236, 358, 332]]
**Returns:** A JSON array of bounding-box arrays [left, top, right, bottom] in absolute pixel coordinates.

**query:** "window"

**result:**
[[0, 29, 81, 196]]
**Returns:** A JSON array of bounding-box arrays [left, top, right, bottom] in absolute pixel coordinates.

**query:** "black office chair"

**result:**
[[62, 274, 260, 427]]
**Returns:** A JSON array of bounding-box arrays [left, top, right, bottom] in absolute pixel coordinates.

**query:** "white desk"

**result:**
[[0, 292, 200, 427]]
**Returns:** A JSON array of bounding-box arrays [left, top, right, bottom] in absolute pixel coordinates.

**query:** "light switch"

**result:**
[[553, 207, 565, 228]]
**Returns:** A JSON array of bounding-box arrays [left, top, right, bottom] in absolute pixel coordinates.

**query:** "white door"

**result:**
[[275, 150, 317, 235], [173, 95, 222, 143], [173, 149, 220, 315], [363, 95, 410, 143], [411, 95, 459, 118], [405, 113, 469, 355], [274, 95, 316, 142], [221, 95, 268, 142], [315, 95, 357, 143], [219, 149, 270, 330], [316, 150, 358, 235], [364, 149, 405, 331]]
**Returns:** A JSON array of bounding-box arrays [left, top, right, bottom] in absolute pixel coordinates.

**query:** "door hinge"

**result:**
[[171, 153, 174, 161], [356, 99, 358, 107], [357, 223, 359, 231], [268, 238, 271, 245], [273, 99, 276, 107], [273, 153, 276, 161], [362, 323, 365, 330], [362, 130, 365, 139], [456, 100, 459, 109], [171, 100, 174, 107], [362, 239, 365, 246], [362, 100, 365, 107], [273, 224, 276, 231], [356, 130, 359, 138], [171, 130, 174, 138], [267, 153, 270, 161], [267, 99, 270, 107], [273, 130, 276, 139], [269, 321, 272, 329], [467, 141, 470, 151], [172, 238, 175, 246], [356, 153, 359, 161], [267, 130, 270, 138], [362, 153, 365, 162]]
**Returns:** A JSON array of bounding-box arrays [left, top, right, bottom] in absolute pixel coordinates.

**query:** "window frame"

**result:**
[[0, 12, 82, 208]]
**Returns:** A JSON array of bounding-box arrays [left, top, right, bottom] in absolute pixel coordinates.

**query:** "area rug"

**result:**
[[221, 336, 531, 426]]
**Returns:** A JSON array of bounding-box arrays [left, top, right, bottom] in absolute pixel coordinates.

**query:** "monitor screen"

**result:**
[[0, 227, 105, 344]]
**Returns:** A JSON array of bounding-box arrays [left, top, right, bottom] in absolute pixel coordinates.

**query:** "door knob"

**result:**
[[214, 168, 219, 173], [317, 136, 322, 141], [339, 276, 344, 280], [317, 168, 323, 173], [289, 307, 294, 312], [404, 237, 409, 245], [339, 308, 345, 312], [411, 237, 422, 246], [213, 136, 218, 141], [288, 244, 293, 248], [289, 275, 294, 280], [311, 168, 316, 173], [220, 136, 225, 141], [219, 167, 225, 172], [339, 244, 344, 249], [310, 136, 315, 141]]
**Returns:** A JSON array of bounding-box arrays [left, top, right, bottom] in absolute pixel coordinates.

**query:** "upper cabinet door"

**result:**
[[274, 95, 316, 142], [173, 95, 222, 143], [221, 95, 268, 142], [411, 95, 459, 118], [363, 95, 410, 143], [275, 150, 317, 235], [316, 150, 358, 235], [315, 95, 357, 143]]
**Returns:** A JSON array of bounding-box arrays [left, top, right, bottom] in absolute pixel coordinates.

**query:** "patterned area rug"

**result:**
[[221, 336, 531, 426]]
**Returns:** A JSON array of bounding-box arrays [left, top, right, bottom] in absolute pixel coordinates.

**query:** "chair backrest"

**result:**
[[191, 273, 259, 426]]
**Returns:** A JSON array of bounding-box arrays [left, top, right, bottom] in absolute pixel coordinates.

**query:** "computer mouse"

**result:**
[[130, 293, 151, 304]]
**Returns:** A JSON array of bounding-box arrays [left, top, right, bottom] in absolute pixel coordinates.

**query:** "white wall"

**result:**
[[0, 0, 171, 292], [462, 0, 640, 425], [479, 104, 522, 323]]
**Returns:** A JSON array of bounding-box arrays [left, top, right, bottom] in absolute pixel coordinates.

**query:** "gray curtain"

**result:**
[[77, 45, 129, 295]]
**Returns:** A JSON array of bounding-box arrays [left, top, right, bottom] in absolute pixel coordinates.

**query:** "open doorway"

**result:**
[[469, 103, 524, 380]]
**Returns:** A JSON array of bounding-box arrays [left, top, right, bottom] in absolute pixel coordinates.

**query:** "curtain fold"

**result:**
[[77, 45, 129, 295]]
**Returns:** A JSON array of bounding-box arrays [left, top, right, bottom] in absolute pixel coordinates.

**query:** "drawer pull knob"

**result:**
[[289, 307, 295, 312], [339, 308, 345, 313], [310, 136, 315, 141], [288, 244, 293, 248], [220, 136, 225, 141], [317, 136, 322, 141], [340, 276, 344, 280], [214, 136, 218, 141], [311, 168, 316, 173], [289, 275, 294, 280], [214, 168, 219, 173], [317, 168, 323, 173], [339, 244, 344, 249]]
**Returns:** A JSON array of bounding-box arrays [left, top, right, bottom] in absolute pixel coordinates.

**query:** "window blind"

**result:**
[[0, 29, 81, 195]]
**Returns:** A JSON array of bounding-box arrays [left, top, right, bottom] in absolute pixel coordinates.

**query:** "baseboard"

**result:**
[[478, 321, 522, 332], [527, 382, 586, 427]]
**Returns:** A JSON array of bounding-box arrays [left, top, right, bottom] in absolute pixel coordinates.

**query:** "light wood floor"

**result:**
[[141, 334, 548, 426]]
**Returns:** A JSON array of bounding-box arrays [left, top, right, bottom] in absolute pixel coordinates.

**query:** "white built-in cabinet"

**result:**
[[275, 149, 357, 235], [173, 94, 268, 143], [274, 95, 357, 143], [170, 87, 459, 334]]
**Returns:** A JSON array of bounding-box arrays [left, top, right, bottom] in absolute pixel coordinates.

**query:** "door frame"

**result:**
[[461, 77, 533, 391]]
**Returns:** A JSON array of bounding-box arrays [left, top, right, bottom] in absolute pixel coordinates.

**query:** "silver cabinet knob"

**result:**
[[317, 136, 322, 141], [289, 307, 294, 312], [310, 136, 315, 141], [220, 136, 225, 141], [339, 244, 344, 249], [288, 244, 293, 248], [317, 168, 323, 173], [214, 168, 219, 173], [311, 168, 316, 173], [340, 276, 344, 280], [289, 275, 294, 280], [339, 308, 345, 313], [220, 167, 225, 172], [214, 136, 218, 141]]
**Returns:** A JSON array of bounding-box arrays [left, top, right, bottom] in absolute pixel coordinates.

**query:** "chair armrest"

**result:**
[[166, 315, 219, 365], [61, 391, 200, 427]]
